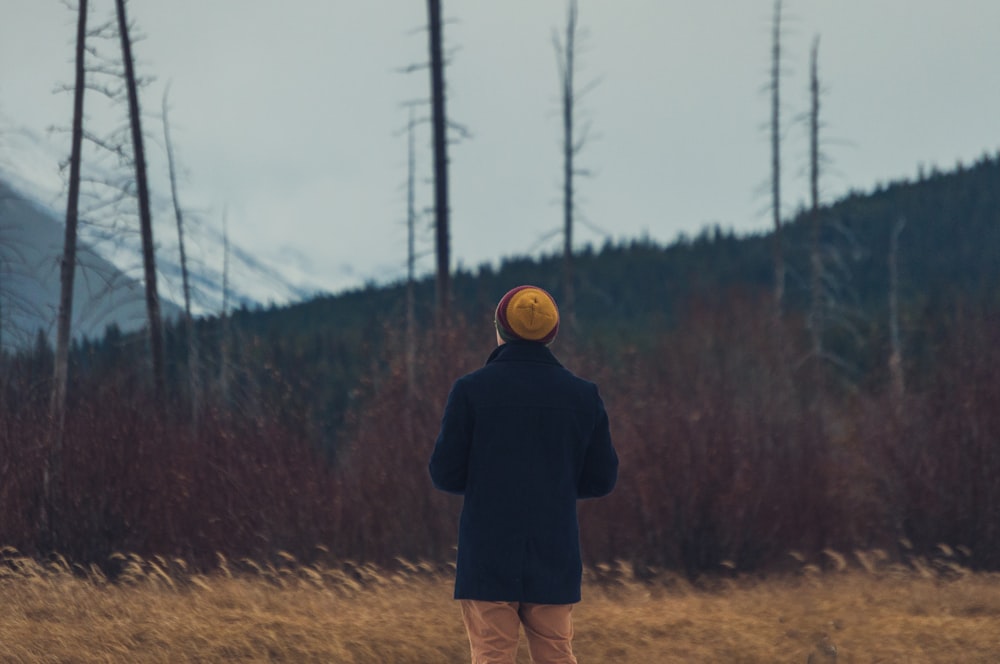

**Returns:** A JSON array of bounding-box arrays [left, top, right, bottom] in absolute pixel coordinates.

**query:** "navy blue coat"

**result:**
[[429, 340, 618, 604]]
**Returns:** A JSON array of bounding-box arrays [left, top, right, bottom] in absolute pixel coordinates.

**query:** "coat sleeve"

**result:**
[[429, 378, 473, 495], [577, 388, 618, 499]]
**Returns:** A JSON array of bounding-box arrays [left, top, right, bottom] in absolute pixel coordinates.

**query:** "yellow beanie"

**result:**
[[495, 285, 560, 344]]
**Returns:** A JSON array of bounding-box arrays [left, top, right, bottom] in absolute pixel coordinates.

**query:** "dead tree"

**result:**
[[405, 108, 418, 394], [426, 0, 451, 315], [552, 0, 595, 333], [769, 0, 785, 311], [51, 0, 88, 443], [888, 218, 906, 402], [807, 36, 823, 370], [115, 0, 165, 398], [219, 212, 231, 404], [163, 86, 200, 429], [46, 0, 89, 542], [802, 36, 862, 392]]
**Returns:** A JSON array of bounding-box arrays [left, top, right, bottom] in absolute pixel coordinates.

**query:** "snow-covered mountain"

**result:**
[[0, 178, 182, 351], [0, 165, 334, 353]]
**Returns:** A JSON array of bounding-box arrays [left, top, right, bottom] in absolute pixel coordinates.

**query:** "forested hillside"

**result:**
[[179, 150, 1000, 401], [246, 150, 1000, 336], [2, 154, 1000, 576]]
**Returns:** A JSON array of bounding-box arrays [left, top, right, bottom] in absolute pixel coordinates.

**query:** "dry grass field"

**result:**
[[2, 548, 999, 663]]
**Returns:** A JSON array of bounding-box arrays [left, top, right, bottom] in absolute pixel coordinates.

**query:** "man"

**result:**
[[429, 285, 619, 664]]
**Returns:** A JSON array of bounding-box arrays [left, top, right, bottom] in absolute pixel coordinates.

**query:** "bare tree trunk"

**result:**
[[405, 108, 417, 396], [219, 213, 231, 404], [115, 0, 164, 399], [162, 87, 200, 431], [46, 0, 89, 543], [769, 0, 785, 312], [427, 0, 451, 316], [808, 37, 823, 368], [51, 0, 88, 440], [888, 217, 906, 403], [556, 0, 579, 332]]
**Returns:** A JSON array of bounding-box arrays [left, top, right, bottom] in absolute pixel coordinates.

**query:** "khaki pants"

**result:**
[[460, 600, 577, 664]]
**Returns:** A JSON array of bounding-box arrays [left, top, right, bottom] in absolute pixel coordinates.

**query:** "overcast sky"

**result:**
[[2, 1, 999, 306]]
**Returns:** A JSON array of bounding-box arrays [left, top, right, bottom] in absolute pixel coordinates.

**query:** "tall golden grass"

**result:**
[[2, 547, 999, 663]]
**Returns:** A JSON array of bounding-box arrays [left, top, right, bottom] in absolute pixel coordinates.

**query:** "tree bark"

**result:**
[[219, 214, 231, 404], [46, 0, 89, 543], [889, 218, 906, 402], [115, 0, 165, 398], [769, 0, 785, 312], [808, 37, 823, 367], [51, 0, 88, 438], [427, 0, 451, 316], [163, 88, 200, 430], [558, 0, 578, 332], [405, 108, 417, 395]]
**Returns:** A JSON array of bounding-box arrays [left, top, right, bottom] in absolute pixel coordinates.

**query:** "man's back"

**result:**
[[430, 340, 617, 604], [429, 284, 618, 663]]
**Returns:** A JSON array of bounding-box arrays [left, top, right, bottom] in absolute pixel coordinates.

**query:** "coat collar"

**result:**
[[486, 340, 562, 366]]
